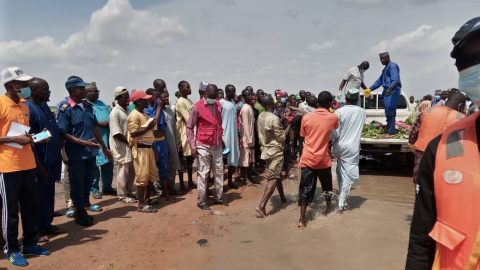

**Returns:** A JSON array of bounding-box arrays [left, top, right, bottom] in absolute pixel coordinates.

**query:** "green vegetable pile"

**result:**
[[362, 124, 410, 140]]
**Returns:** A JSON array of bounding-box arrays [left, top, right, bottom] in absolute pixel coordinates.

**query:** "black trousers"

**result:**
[[0, 169, 39, 254], [298, 167, 332, 206]]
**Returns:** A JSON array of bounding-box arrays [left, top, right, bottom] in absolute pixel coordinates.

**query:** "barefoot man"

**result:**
[[298, 91, 339, 228], [255, 96, 292, 218]]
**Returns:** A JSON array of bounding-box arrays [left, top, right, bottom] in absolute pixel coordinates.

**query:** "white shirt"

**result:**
[[109, 105, 133, 164], [330, 105, 366, 157], [340, 66, 364, 103]]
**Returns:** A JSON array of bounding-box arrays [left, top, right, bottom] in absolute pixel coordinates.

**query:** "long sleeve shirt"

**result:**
[[370, 61, 401, 91], [240, 103, 255, 148], [186, 101, 222, 151]]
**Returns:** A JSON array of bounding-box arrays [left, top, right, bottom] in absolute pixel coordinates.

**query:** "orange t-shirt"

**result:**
[[0, 94, 36, 173], [299, 108, 339, 169]]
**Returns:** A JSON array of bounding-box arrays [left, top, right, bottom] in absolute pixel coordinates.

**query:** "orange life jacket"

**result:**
[[429, 112, 480, 270], [414, 106, 464, 152]]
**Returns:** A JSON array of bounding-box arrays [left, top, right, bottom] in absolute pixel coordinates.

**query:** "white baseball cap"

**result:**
[[1, 67, 33, 85], [114, 86, 128, 98]]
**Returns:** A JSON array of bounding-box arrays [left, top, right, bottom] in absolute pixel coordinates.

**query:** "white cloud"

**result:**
[[369, 25, 456, 56], [0, 0, 187, 64], [307, 40, 338, 52]]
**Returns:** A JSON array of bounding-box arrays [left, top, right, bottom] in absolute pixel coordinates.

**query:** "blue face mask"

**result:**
[[459, 64, 480, 106], [435, 95, 441, 101], [206, 98, 216, 104], [18, 87, 31, 99], [359, 69, 365, 74], [280, 98, 287, 103]]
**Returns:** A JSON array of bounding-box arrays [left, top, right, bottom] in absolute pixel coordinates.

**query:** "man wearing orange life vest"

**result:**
[[406, 17, 480, 269], [408, 92, 466, 184]]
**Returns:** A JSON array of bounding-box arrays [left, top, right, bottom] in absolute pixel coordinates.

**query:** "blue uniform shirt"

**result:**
[[26, 100, 62, 180], [89, 99, 110, 166], [145, 99, 167, 132], [57, 98, 99, 161]]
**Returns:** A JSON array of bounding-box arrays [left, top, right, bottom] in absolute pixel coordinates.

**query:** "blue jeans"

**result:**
[[69, 157, 96, 209], [91, 161, 114, 194]]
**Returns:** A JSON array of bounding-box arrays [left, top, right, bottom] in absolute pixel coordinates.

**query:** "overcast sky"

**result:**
[[1, 0, 479, 105]]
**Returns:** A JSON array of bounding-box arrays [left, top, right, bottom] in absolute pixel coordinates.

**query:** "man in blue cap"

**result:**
[[367, 51, 402, 136], [57, 77, 113, 226]]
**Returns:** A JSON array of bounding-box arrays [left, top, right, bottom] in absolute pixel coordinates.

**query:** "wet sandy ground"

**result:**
[[0, 155, 415, 270]]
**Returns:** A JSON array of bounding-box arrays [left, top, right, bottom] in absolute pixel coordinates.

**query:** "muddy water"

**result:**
[[175, 161, 415, 270]]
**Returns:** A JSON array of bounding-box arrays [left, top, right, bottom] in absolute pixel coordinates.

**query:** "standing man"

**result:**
[[408, 92, 465, 185], [85, 82, 116, 199], [298, 91, 339, 228], [153, 78, 167, 94], [109, 86, 137, 203], [145, 88, 170, 200], [409, 96, 418, 112], [160, 90, 184, 195], [217, 88, 224, 100], [26, 78, 65, 241], [0, 67, 50, 266], [186, 84, 228, 210], [127, 90, 158, 213], [406, 17, 480, 269], [255, 96, 291, 218], [199, 81, 209, 100], [330, 89, 366, 212], [338, 61, 369, 104], [239, 88, 256, 187], [57, 77, 113, 226], [220, 84, 240, 189], [176, 81, 196, 190], [367, 52, 402, 136], [254, 89, 265, 113]]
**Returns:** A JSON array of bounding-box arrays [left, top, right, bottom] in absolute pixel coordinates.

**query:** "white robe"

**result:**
[[330, 105, 366, 208]]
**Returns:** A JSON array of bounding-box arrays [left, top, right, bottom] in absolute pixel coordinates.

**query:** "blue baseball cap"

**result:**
[[65, 77, 89, 90]]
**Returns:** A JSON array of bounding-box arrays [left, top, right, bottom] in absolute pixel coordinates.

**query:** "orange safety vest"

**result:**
[[429, 112, 480, 270], [414, 106, 464, 152]]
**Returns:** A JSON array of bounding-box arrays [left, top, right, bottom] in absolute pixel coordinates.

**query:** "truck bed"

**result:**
[[360, 138, 410, 153]]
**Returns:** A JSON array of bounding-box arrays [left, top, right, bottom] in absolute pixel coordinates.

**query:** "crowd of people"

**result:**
[[1, 15, 479, 269], [0, 64, 370, 266]]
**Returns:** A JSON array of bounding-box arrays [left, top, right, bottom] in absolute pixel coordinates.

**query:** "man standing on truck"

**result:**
[[365, 52, 401, 137], [408, 92, 465, 184], [338, 61, 369, 104]]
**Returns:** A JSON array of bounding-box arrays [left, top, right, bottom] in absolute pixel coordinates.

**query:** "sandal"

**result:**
[[92, 192, 102, 199], [122, 197, 137, 203], [66, 207, 75, 218], [137, 205, 157, 213], [89, 205, 103, 212]]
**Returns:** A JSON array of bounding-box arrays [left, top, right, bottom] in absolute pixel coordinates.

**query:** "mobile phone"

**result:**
[[33, 130, 52, 143]]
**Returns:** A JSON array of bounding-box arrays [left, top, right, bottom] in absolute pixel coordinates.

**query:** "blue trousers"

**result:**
[[69, 157, 95, 209], [153, 140, 169, 180], [91, 161, 114, 194], [37, 160, 62, 230]]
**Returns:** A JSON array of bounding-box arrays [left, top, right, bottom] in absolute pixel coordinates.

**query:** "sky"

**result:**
[[1, 0, 480, 105]]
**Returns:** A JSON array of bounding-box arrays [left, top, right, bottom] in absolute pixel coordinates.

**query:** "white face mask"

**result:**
[[206, 98, 216, 104], [459, 64, 480, 106]]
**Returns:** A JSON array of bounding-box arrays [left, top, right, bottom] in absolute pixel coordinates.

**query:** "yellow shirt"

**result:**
[[175, 97, 193, 156], [0, 94, 36, 172], [127, 109, 155, 145]]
